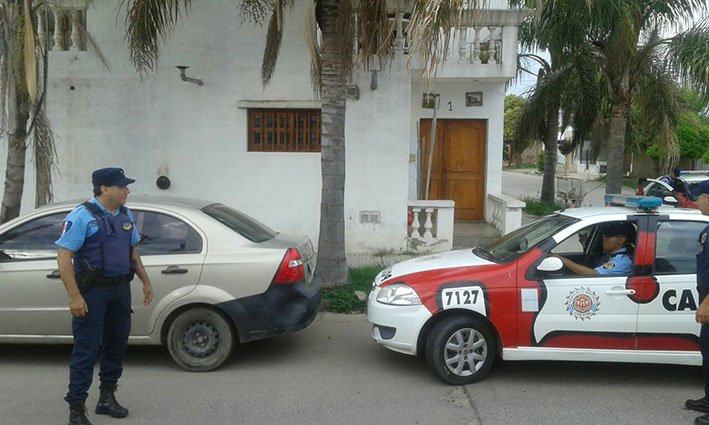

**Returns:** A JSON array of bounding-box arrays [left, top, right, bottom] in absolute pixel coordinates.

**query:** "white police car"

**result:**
[[367, 195, 706, 384]]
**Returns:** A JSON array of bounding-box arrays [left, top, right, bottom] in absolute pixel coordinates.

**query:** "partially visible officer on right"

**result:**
[[56, 168, 153, 425], [687, 180, 709, 425]]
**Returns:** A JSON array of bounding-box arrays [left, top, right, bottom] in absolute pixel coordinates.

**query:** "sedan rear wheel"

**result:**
[[167, 307, 235, 372], [425, 316, 496, 385]]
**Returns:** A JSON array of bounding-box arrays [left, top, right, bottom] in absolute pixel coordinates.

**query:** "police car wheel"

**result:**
[[425, 316, 496, 385], [167, 307, 236, 372]]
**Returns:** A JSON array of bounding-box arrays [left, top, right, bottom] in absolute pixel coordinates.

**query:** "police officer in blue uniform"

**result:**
[[687, 181, 709, 425], [555, 222, 634, 276], [659, 165, 681, 189], [56, 168, 153, 425]]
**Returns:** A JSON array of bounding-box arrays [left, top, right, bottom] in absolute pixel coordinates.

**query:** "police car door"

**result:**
[[530, 217, 643, 350], [635, 216, 704, 361], [129, 209, 206, 336]]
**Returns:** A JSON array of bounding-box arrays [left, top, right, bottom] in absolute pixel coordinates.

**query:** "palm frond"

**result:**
[[665, 18, 709, 101], [117, 0, 193, 75], [336, 0, 354, 81], [261, 3, 283, 88], [355, 0, 393, 72], [303, 0, 321, 91], [31, 101, 55, 206], [22, 0, 36, 104]]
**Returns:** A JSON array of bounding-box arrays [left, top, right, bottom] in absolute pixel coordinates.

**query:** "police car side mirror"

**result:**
[[537, 257, 563, 272], [663, 196, 679, 206]]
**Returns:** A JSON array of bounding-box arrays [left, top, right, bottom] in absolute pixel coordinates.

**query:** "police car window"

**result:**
[[0, 213, 66, 261], [482, 215, 578, 263], [132, 211, 202, 256], [551, 226, 594, 256], [654, 221, 706, 275]]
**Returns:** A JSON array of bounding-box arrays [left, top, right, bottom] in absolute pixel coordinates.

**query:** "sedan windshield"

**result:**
[[475, 214, 578, 263], [202, 204, 277, 243]]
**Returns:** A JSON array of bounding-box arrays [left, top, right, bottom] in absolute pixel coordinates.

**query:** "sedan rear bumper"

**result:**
[[216, 275, 322, 343]]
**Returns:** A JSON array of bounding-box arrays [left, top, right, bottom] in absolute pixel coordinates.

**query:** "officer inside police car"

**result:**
[[552, 222, 634, 276], [56, 168, 153, 425], [686, 180, 709, 424]]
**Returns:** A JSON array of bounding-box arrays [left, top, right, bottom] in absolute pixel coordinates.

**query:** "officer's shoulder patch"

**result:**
[[702, 233, 707, 245], [603, 261, 616, 270], [89, 220, 98, 226], [122, 222, 133, 231], [61, 221, 72, 235]]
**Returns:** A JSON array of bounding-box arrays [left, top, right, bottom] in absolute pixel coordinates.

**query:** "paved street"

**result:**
[[502, 171, 635, 207], [0, 313, 703, 425]]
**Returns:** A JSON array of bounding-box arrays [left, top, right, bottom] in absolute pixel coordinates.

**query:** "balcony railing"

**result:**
[[407, 200, 455, 252], [38, 1, 87, 52]]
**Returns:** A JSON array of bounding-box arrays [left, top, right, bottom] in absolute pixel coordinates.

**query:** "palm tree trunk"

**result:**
[[1, 90, 30, 224], [540, 102, 560, 202], [605, 102, 628, 194], [315, 0, 348, 288]]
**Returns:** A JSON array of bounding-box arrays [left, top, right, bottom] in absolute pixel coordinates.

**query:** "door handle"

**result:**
[[46, 270, 61, 279], [606, 289, 636, 295], [161, 266, 188, 275]]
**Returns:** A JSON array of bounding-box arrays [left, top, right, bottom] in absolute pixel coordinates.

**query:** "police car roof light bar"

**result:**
[[679, 170, 709, 176], [604, 194, 662, 211]]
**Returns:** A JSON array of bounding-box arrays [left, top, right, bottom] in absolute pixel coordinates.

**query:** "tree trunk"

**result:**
[[540, 102, 560, 202], [513, 151, 522, 168], [605, 102, 629, 194], [315, 0, 348, 288], [0, 70, 30, 224]]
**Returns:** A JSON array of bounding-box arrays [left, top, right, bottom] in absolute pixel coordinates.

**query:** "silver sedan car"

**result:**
[[0, 196, 321, 371]]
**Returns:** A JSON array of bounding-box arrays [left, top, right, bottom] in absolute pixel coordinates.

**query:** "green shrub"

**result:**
[[522, 196, 565, 216], [536, 152, 545, 172], [322, 266, 382, 313]]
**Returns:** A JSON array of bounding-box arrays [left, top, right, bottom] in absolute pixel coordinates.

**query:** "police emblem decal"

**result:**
[[565, 287, 600, 320], [602, 261, 616, 269], [122, 222, 133, 231], [61, 221, 72, 235]]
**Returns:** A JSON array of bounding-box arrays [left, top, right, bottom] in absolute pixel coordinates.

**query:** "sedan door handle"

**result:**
[[606, 289, 636, 296], [161, 266, 188, 275], [46, 270, 61, 279]]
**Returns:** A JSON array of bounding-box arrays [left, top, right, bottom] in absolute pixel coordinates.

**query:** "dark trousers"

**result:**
[[65, 282, 131, 404], [701, 289, 709, 397]]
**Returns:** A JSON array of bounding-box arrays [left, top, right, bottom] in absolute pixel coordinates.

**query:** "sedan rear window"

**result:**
[[202, 204, 277, 243]]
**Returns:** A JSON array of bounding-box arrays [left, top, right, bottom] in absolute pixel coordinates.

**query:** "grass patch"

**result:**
[[522, 196, 566, 216], [321, 266, 382, 313]]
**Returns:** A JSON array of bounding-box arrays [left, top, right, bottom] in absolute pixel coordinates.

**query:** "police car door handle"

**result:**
[[161, 266, 188, 275], [605, 288, 635, 296], [46, 270, 61, 279]]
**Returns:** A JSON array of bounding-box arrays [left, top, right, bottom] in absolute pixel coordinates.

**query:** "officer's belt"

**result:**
[[94, 273, 131, 286]]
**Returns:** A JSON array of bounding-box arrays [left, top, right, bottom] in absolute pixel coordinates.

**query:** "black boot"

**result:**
[[68, 402, 93, 425], [95, 385, 129, 418], [687, 396, 709, 413]]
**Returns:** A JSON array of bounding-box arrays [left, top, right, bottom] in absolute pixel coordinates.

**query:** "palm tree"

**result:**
[[0, 0, 54, 223], [519, 0, 709, 195], [118, 0, 488, 287]]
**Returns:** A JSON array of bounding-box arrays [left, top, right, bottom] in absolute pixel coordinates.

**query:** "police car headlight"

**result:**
[[376, 284, 422, 306]]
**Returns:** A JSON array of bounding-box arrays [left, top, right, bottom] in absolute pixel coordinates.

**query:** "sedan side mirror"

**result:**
[[663, 196, 679, 206], [537, 257, 563, 272]]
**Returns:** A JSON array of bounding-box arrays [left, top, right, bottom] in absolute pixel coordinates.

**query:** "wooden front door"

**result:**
[[420, 119, 486, 220]]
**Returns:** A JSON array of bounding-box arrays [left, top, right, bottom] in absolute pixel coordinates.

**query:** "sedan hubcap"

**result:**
[[444, 328, 487, 377], [182, 321, 219, 358]]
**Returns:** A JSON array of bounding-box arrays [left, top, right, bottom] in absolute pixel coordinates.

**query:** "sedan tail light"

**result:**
[[272, 248, 305, 284]]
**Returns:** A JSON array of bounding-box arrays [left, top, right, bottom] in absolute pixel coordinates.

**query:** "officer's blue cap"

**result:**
[[692, 180, 709, 198], [92, 168, 135, 188], [673, 165, 682, 176], [600, 222, 634, 238]]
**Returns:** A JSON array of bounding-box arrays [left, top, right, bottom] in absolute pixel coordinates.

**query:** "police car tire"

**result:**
[[425, 316, 496, 385], [167, 307, 236, 372]]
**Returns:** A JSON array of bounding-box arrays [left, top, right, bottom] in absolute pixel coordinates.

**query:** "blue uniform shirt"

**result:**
[[697, 224, 709, 289], [55, 197, 140, 252], [594, 248, 632, 276]]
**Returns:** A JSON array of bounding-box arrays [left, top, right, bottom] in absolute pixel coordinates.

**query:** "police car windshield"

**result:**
[[202, 204, 278, 243], [481, 214, 578, 263]]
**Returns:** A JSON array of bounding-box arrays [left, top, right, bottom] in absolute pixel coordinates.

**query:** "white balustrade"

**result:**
[[486, 193, 525, 235], [407, 200, 455, 252], [41, 1, 87, 52]]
